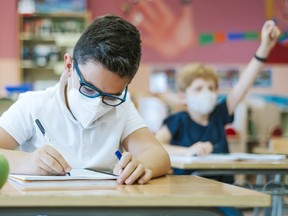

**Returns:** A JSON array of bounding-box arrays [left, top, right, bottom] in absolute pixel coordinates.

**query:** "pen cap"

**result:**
[[115, 151, 122, 160]]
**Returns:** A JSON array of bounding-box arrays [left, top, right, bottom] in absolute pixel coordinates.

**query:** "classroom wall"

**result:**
[[130, 63, 288, 98], [87, 0, 288, 98], [88, 0, 263, 63], [0, 0, 20, 95], [0, 0, 286, 98]]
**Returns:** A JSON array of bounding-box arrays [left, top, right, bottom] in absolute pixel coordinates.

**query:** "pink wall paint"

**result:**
[[0, 0, 19, 59], [0, 0, 285, 97], [87, 0, 267, 64], [0, 0, 281, 65]]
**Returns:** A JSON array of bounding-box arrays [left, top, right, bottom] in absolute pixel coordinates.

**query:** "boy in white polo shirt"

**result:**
[[0, 15, 170, 185]]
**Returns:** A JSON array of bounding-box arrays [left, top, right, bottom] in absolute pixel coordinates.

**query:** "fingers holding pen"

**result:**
[[121, 161, 144, 185], [45, 145, 71, 173], [137, 168, 152, 185], [114, 152, 152, 185], [34, 119, 71, 175], [114, 151, 132, 177], [31, 145, 71, 175]]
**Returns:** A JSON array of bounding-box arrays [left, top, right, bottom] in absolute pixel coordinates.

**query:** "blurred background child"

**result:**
[[156, 20, 280, 184]]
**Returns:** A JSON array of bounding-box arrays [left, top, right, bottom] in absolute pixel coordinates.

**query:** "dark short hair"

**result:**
[[73, 15, 141, 80]]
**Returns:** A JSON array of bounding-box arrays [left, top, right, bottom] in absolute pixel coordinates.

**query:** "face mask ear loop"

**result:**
[[70, 61, 76, 90], [72, 69, 75, 90]]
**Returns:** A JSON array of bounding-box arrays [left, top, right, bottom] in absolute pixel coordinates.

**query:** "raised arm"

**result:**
[[227, 20, 281, 115]]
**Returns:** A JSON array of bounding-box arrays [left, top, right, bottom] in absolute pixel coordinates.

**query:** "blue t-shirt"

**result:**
[[164, 99, 233, 153], [164, 99, 234, 183]]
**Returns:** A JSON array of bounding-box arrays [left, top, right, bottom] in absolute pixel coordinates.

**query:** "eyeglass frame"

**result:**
[[73, 59, 128, 107]]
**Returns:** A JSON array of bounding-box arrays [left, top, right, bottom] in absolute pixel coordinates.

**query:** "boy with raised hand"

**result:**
[[155, 18, 280, 216], [156, 20, 280, 177]]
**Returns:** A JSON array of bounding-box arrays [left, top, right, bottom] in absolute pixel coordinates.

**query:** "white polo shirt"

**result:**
[[0, 73, 147, 171]]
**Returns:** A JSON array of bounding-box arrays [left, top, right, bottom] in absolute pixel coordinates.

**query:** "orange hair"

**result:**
[[176, 63, 218, 92]]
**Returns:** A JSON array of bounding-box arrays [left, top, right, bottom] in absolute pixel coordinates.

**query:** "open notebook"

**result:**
[[9, 168, 118, 191], [170, 153, 286, 163]]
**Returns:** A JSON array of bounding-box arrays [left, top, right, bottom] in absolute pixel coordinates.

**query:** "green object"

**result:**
[[199, 33, 214, 45], [244, 32, 259, 40], [247, 108, 258, 142], [0, 154, 9, 189]]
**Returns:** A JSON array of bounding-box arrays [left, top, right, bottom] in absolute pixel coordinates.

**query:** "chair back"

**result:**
[[268, 138, 288, 154], [0, 97, 14, 116]]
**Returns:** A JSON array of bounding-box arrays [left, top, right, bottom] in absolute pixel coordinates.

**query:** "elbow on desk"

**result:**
[[155, 151, 171, 178]]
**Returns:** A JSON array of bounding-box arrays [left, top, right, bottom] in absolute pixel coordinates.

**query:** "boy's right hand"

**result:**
[[25, 145, 71, 175], [187, 141, 213, 156]]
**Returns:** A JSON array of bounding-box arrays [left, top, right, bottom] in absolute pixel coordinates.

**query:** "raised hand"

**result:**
[[257, 20, 281, 57]]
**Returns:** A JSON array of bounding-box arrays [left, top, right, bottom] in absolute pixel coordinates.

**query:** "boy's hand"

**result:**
[[25, 145, 71, 175], [187, 141, 213, 156], [113, 152, 152, 185], [258, 20, 281, 56]]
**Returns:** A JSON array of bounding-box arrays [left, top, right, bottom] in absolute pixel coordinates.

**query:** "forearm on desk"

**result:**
[[0, 148, 31, 174], [137, 147, 171, 178], [123, 128, 171, 178]]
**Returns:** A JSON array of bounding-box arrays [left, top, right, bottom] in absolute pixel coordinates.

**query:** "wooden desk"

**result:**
[[0, 175, 270, 216], [171, 158, 288, 216], [172, 159, 288, 175], [253, 147, 288, 155]]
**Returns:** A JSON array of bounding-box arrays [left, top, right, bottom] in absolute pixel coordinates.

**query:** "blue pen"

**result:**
[[35, 119, 71, 176], [115, 150, 122, 160]]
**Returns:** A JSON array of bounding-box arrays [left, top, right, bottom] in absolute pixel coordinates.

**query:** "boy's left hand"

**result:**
[[259, 20, 281, 53], [113, 152, 152, 185]]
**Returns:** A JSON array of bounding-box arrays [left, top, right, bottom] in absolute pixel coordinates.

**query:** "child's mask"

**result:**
[[67, 71, 113, 128], [187, 90, 217, 115]]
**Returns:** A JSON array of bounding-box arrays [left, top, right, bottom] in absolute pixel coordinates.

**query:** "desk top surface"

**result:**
[[172, 158, 288, 170], [0, 175, 270, 208], [253, 147, 288, 155]]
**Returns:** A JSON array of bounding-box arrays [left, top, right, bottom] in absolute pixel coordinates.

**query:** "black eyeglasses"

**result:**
[[73, 59, 128, 107]]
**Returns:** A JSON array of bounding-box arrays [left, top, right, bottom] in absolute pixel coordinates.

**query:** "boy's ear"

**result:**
[[178, 92, 187, 105], [64, 54, 73, 76]]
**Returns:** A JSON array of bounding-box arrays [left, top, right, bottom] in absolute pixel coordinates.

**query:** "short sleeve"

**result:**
[[163, 112, 183, 138], [121, 99, 147, 142], [0, 93, 35, 145], [216, 99, 234, 125]]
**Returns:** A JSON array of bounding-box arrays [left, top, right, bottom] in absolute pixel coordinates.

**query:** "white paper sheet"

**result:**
[[8, 178, 118, 192], [9, 168, 118, 182]]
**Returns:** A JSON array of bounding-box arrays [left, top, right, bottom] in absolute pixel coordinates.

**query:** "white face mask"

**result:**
[[187, 90, 217, 115], [67, 71, 113, 128]]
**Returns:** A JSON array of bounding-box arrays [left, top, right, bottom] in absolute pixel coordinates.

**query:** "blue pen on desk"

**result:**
[[115, 150, 122, 160], [35, 119, 71, 176]]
